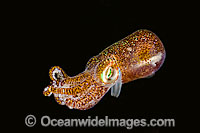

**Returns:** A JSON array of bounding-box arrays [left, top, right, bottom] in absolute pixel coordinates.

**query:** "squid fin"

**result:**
[[111, 69, 122, 98], [146, 72, 155, 79]]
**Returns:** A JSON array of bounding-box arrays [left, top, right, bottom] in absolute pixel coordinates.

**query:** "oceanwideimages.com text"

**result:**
[[25, 115, 175, 129]]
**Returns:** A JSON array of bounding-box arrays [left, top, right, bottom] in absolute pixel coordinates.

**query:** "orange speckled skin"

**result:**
[[107, 29, 165, 83], [43, 29, 166, 110], [87, 29, 165, 83]]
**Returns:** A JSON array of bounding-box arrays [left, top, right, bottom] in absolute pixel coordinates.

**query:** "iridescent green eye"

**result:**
[[97, 57, 119, 84], [107, 67, 113, 79], [101, 66, 117, 83]]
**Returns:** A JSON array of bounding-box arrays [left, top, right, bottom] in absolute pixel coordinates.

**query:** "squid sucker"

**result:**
[[43, 29, 166, 110]]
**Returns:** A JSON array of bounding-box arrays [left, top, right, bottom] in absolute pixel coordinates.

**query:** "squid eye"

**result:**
[[101, 66, 118, 83], [106, 67, 113, 79]]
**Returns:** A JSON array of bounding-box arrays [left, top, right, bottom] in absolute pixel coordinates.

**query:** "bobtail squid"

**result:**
[[43, 29, 166, 110]]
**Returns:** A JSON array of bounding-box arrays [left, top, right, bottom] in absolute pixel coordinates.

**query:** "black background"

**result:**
[[8, 0, 194, 132]]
